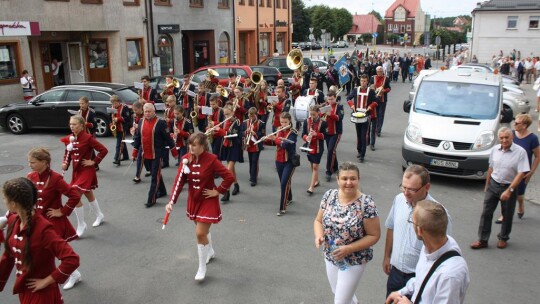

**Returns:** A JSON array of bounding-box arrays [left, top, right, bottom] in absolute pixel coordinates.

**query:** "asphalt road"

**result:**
[[0, 78, 538, 304]]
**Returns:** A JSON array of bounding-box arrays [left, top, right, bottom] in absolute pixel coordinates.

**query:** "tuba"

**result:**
[[287, 49, 305, 90]]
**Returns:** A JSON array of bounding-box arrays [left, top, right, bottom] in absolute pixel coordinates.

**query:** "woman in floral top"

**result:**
[[313, 162, 381, 304]]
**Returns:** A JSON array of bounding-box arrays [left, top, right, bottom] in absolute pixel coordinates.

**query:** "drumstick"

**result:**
[[123, 160, 135, 176], [162, 158, 189, 230]]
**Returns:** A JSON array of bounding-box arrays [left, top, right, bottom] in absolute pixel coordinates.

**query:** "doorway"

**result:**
[[67, 42, 85, 83], [49, 43, 65, 86], [239, 32, 247, 64], [193, 40, 210, 71]]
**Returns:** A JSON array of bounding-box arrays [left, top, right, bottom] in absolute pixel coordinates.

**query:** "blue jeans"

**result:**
[[275, 161, 294, 211], [386, 266, 415, 297]]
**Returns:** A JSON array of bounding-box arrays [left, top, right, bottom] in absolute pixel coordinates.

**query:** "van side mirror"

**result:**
[[500, 107, 513, 123], [403, 100, 412, 113]]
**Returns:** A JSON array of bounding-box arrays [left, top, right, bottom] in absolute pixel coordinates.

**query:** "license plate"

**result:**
[[430, 159, 459, 169]]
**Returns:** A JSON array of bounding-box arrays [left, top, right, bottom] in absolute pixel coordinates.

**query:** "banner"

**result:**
[[333, 55, 350, 86]]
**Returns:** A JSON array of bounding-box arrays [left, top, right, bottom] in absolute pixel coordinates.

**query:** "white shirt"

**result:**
[[525, 60, 534, 70], [20, 76, 32, 89], [385, 193, 452, 274], [534, 61, 540, 71], [489, 143, 530, 184], [399, 236, 470, 304], [52, 61, 62, 76]]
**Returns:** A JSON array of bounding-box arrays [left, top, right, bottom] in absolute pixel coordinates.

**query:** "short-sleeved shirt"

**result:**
[[489, 143, 530, 184], [320, 189, 379, 266], [513, 131, 539, 166]]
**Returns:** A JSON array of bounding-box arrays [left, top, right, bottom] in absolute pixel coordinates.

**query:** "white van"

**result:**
[[402, 70, 513, 179]]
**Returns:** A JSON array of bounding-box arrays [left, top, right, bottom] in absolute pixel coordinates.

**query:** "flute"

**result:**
[[254, 125, 291, 145], [204, 116, 233, 136]]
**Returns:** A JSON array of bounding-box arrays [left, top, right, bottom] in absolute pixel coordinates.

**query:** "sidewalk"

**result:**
[[522, 82, 540, 206]]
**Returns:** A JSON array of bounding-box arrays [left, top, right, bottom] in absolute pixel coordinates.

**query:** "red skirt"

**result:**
[[186, 198, 222, 224], [49, 217, 79, 242], [70, 166, 98, 192], [18, 285, 63, 304]]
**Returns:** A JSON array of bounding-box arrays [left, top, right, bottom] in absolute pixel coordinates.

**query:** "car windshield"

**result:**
[[414, 81, 499, 120], [115, 88, 139, 103]]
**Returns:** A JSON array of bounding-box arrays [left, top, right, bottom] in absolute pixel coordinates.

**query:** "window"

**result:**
[[507, 16, 518, 29], [190, 0, 203, 7], [158, 35, 173, 76], [276, 0, 280, 8], [81, 0, 102, 3], [88, 40, 108, 69], [0, 42, 21, 84], [248, 0, 254, 6], [401, 25, 405, 33], [91, 92, 110, 101], [65, 90, 92, 101], [394, 6, 406, 22], [406, 24, 411, 31], [127, 38, 145, 69], [282, 0, 287, 9], [218, 0, 228, 8], [529, 16, 539, 29], [218, 32, 230, 64], [123, 0, 139, 6], [239, 0, 245, 4], [388, 23, 392, 31], [259, 33, 270, 57], [155, 0, 171, 6], [39, 90, 65, 102], [267, 0, 271, 7], [259, 0, 264, 7]]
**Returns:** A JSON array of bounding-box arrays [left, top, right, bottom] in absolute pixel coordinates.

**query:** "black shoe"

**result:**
[[371, 145, 375, 151], [314, 181, 320, 188], [175, 163, 180, 166], [325, 175, 331, 182], [307, 190, 313, 195], [144, 172, 151, 177], [95, 165, 100, 171], [232, 183, 240, 195], [250, 181, 256, 187], [113, 160, 120, 165], [360, 158, 364, 163], [376, 133, 381, 137], [356, 153, 361, 159], [156, 192, 167, 199], [145, 202, 155, 208], [133, 178, 141, 184], [221, 191, 230, 202]]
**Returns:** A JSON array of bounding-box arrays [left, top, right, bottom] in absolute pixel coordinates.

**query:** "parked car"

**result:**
[[337, 41, 348, 48], [259, 56, 313, 85], [146, 74, 184, 103], [311, 59, 329, 74], [450, 64, 520, 86], [292, 42, 299, 49], [298, 42, 306, 50], [250, 66, 282, 87], [0, 83, 139, 137], [191, 64, 252, 87], [331, 42, 339, 48], [311, 42, 322, 50]]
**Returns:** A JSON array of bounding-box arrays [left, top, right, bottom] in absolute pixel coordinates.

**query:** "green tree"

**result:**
[[292, 0, 310, 42], [332, 8, 353, 39], [368, 10, 383, 23], [309, 5, 336, 40]]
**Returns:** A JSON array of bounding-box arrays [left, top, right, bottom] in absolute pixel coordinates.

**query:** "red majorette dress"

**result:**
[[0, 213, 80, 304], [169, 151, 234, 223], [27, 169, 80, 242], [61, 131, 108, 192]]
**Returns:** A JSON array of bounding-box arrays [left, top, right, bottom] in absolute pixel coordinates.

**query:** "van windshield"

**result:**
[[414, 81, 499, 119]]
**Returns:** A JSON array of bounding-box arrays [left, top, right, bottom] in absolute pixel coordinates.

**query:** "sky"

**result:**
[[304, 0, 478, 18]]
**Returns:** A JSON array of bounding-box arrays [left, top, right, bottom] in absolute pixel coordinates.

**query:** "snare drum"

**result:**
[[350, 110, 368, 124], [294, 96, 315, 122]]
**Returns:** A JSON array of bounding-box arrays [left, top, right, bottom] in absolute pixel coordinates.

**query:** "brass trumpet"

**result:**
[[190, 108, 198, 126]]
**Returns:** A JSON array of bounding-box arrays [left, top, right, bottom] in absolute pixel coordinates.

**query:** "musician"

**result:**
[[271, 85, 292, 132], [311, 66, 326, 91], [347, 74, 379, 163], [131, 101, 150, 183], [325, 63, 339, 92], [78, 96, 97, 135], [213, 104, 243, 202], [369, 66, 391, 137], [231, 86, 250, 123], [302, 64, 313, 91], [227, 72, 241, 89], [345, 57, 357, 95], [216, 85, 228, 106], [265, 112, 297, 216], [173, 106, 194, 163], [61, 115, 108, 237], [323, 91, 344, 182], [166, 133, 235, 282], [206, 96, 225, 156], [289, 69, 303, 105], [195, 89, 209, 132], [178, 74, 196, 113], [163, 95, 177, 168], [302, 78, 325, 105], [242, 107, 265, 186], [132, 103, 178, 208], [255, 80, 269, 126], [161, 75, 178, 102], [302, 105, 327, 195], [140, 75, 157, 104], [110, 95, 131, 166]]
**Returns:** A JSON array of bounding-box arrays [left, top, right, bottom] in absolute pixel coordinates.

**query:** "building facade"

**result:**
[[235, 0, 292, 65], [384, 0, 427, 46], [346, 14, 382, 44], [471, 0, 540, 64]]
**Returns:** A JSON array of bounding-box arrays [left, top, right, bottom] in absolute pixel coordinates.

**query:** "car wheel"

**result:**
[[95, 115, 110, 137], [7, 113, 27, 134]]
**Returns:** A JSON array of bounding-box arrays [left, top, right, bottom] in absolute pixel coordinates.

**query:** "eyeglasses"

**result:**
[[514, 122, 523, 126], [407, 216, 420, 227], [399, 184, 426, 194]]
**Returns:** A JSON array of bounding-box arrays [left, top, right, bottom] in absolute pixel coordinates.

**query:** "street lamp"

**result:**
[[321, 29, 326, 60]]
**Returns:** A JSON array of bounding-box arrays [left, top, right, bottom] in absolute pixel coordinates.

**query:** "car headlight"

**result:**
[[406, 124, 422, 144], [472, 131, 495, 151]]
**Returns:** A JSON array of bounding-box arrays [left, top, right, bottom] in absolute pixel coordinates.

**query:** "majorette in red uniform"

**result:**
[[167, 133, 234, 281], [302, 108, 328, 195], [241, 109, 266, 186], [61, 116, 108, 238]]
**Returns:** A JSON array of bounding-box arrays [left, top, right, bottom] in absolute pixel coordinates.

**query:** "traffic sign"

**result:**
[[309, 34, 314, 40], [372, 32, 378, 38]]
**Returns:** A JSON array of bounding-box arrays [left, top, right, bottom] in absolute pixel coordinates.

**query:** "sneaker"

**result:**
[[276, 210, 286, 216]]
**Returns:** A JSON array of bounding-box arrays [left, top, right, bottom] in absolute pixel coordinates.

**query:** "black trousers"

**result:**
[[386, 266, 415, 297], [354, 121, 369, 158], [248, 151, 260, 183], [144, 156, 167, 206], [114, 130, 129, 162], [478, 179, 517, 242]]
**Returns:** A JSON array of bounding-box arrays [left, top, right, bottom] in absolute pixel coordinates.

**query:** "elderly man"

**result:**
[[133, 103, 178, 207], [471, 127, 529, 249], [386, 200, 469, 304], [383, 165, 452, 297], [369, 66, 391, 137]]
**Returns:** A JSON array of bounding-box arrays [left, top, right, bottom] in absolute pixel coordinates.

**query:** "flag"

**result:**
[[333, 55, 350, 86]]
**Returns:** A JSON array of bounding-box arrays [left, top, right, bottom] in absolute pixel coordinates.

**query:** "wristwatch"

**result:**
[[509, 187, 514, 192]]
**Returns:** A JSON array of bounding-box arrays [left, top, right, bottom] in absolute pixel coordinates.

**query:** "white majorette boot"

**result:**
[[206, 233, 215, 264], [195, 244, 209, 281], [74, 207, 87, 237], [89, 199, 104, 227], [63, 269, 81, 290]]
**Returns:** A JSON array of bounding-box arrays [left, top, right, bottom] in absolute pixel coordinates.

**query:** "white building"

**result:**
[[471, 0, 540, 64]]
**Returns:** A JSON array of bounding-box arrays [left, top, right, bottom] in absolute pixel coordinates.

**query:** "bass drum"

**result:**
[[293, 96, 315, 122]]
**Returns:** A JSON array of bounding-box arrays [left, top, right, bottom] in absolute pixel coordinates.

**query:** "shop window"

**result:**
[[259, 33, 270, 58], [259, 0, 264, 7], [406, 24, 411, 31], [276, 33, 284, 55], [123, 0, 140, 6], [158, 35, 174, 76], [219, 32, 230, 64], [0, 42, 21, 84], [81, 0, 102, 3], [276, 0, 280, 9], [218, 0, 228, 8], [529, 16, 539, 29], [155, 0, 171, 6], [267, 0, 271, 7], [282, 0, 287, 9], [190, 0, 203, 7], [127, 38, 145, 70], [507, 16, 518, 29], [388, 23, 392, 31], [239, 0, 245, 5], [88, 40, 108, 69]]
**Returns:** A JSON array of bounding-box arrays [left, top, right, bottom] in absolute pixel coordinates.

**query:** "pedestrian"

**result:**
[[302, 105, 326, 195], [20, 70, 36, 101], [132, 103, 178, 208], [385, 200, 469, 304], [383, 165, 452, 297], [0, 177, 80, 303], [323, 91, 344, 182], [110, 94, 131, 166], [166, 133, 234, 281], [130, 101, 150, 183], [470, 127, 530, 250], [61, 115, 108, 237], [369, 66, 391, 137], [495, 114, 539, 223], [314, 162, 381, 304], [51, 59, 63, 86]]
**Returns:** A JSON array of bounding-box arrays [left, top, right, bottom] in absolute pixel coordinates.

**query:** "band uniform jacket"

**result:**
[[179, 83, 196, 112], [272, 97, 292, 128], [302, 117, 327, 155], [132, 116, 178, 160], [0, 213, 80, 296], [347, 86, 379, 119], [79, 108, 97, 135], [323, 103, 344, 135], [265, 127, 298, 163], [241, 118, 265, 152], [196, 93, 208, 121], [174, 117, 194, 149], [27, 169, 79, 241], [255, 90, 268, 116], [112, 103, 132, 133], [140, 86, 157, 104], [231, 97, 249, 123], [301, 88, 325, 105], [164, 105, 175, 132], [369, 75, 391, 103]]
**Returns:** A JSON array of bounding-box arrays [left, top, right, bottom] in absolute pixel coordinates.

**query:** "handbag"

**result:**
[[291, 154, 300, 167]]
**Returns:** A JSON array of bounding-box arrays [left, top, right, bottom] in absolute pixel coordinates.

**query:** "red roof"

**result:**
[[384, 0, 420, 18], [349, 14, 381, 34]]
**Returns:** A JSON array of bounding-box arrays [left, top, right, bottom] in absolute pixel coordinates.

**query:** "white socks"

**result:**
[[89, 199, 104, 227], [195, 244, 209, 281], [74, 207, 87, 237]]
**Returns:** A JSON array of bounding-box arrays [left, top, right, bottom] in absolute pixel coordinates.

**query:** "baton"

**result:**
[[123, 160, 135, 176], [162, 158, 189, 229]]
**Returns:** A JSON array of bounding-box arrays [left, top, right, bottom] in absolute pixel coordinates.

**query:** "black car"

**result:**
[[147, 74, 185, 103], [250, 66, 282, 87], [0, 83, 139, 137], [259, 56, 313, 85]]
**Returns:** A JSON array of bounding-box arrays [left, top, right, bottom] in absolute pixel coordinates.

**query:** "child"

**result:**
[[302, 105, 327, 195], [241, 107, 265, 186], [163, 95, 176, 168], [173, 106, 194, 164]]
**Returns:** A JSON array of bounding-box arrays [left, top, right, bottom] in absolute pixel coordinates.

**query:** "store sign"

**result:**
[[276, 20, 288, 27], [158, 24, 180, 34], [0, 21, 40, 36]]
